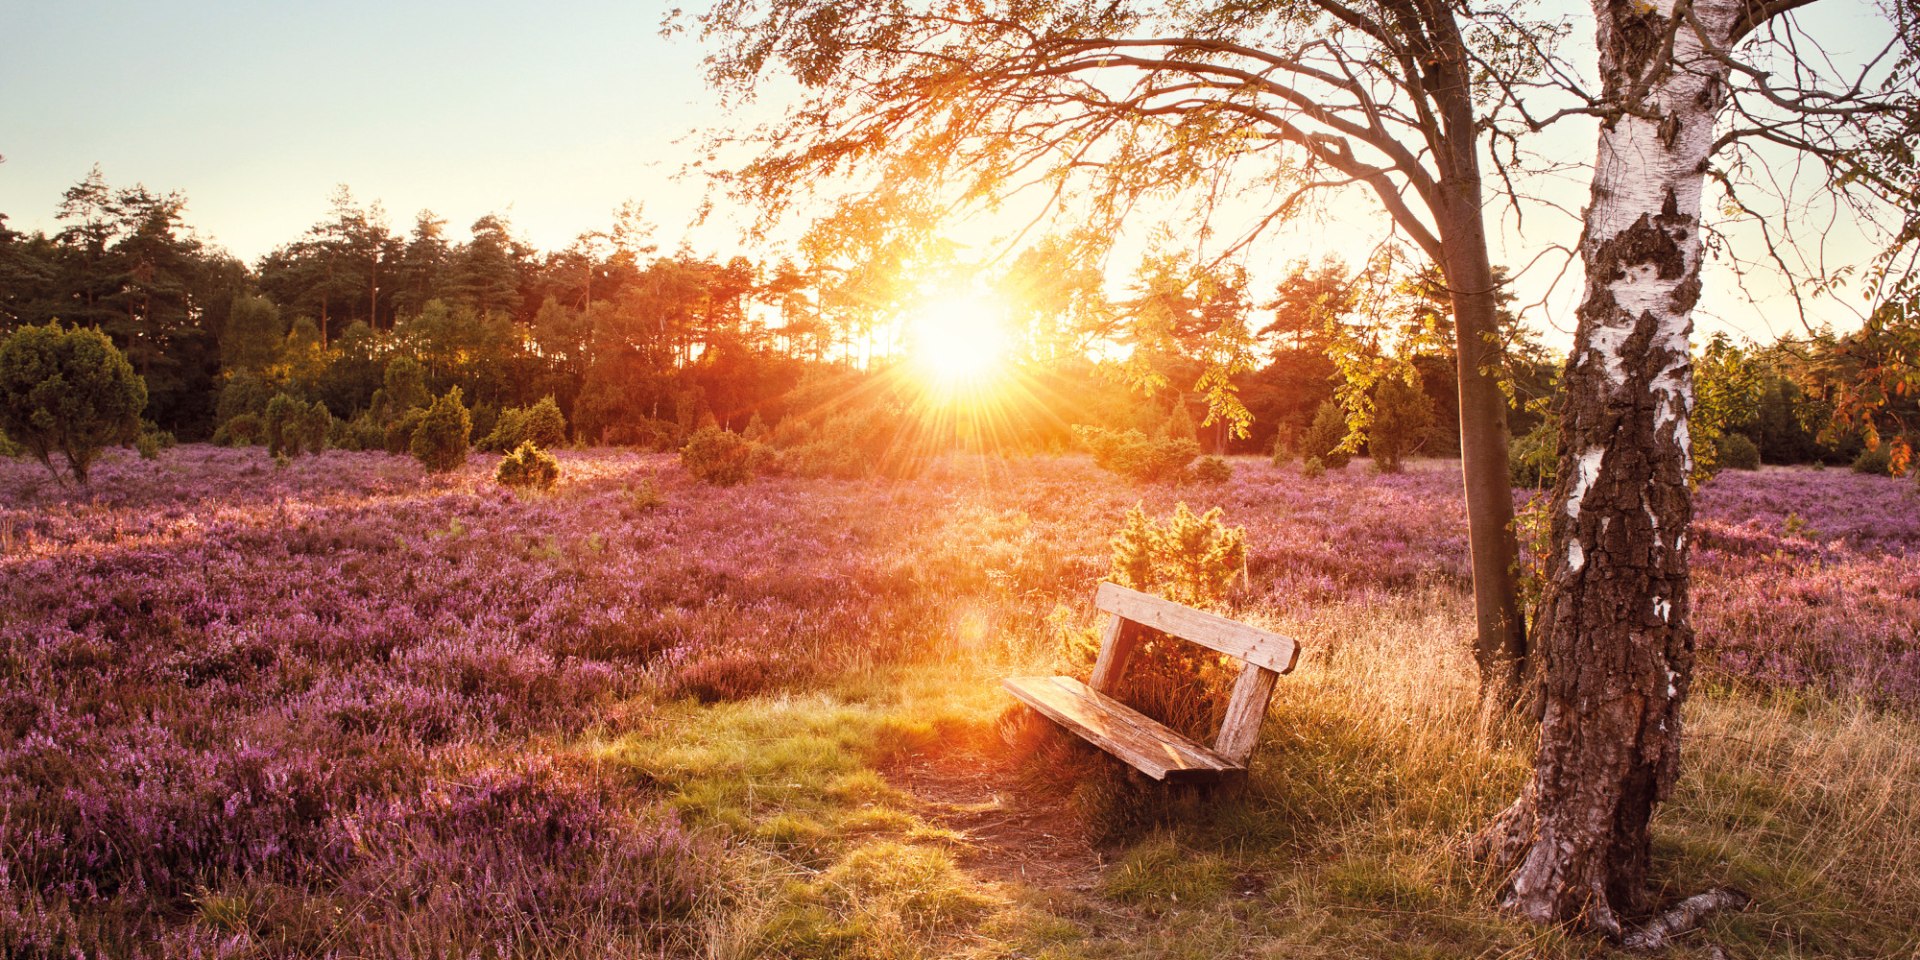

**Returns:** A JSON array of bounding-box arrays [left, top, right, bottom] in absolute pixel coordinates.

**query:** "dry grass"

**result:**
[[615, 580, 1920, 959]]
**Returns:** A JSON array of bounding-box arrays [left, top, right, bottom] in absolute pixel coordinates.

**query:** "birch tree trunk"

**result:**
[[1475, 0, 1743, 936]]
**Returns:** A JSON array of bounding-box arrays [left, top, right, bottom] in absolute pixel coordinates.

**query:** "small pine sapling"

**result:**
[[496, 441, 560, 491]]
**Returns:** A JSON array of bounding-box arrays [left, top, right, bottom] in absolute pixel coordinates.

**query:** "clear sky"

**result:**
[[0, 0, 738, 259], [0, 0, 1894, 345]]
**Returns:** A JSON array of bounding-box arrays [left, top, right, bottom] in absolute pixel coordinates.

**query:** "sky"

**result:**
[[0, 1, 743, 257], [0, 0, 1897, 347]]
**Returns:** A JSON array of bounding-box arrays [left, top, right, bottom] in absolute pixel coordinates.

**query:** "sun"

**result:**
[[905, 297, 1011, 389]]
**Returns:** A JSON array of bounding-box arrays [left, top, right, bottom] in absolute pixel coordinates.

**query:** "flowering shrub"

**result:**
[[497, 440, 560, 490]]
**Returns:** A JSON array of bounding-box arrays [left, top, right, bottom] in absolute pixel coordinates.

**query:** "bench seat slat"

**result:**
[[1001, 675, 1241, 783], [1095, 582, 1300, 675]]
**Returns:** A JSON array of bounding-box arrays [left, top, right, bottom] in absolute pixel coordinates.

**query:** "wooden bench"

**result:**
[[1002, 582, 1300, 784]]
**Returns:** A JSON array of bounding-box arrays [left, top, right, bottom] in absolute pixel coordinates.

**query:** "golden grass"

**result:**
[[599, 580, 1920, 959]]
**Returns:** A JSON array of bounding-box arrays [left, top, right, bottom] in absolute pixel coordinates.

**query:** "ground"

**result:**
[[1, 447, 1916, 958]]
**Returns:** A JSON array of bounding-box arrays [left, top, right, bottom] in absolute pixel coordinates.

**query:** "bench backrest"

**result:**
[[1087, 581, 1301, 766], [1094, 582, 1300, 674]]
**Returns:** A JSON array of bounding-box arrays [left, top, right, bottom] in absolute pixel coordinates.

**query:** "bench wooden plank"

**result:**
[[1213, 663, 1281, 764], [1094, 582, 1301, 675], [1086, 616, 1142, 692], [1002, 675, 1241, 783]]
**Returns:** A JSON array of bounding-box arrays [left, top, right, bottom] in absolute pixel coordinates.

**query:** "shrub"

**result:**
[[1368, 376, 1434, 473], [331, 414, 386, 452], [1300, 400, 1352, 469], [385, 407, 429, 455], [780, 408, 917, 479], [468, 400, 500, 446], [682, 425, 756, 486], [1853, 443, 1893, 476], [1509, 414, 1560, 488], [496, 441, 560, 491], [1101, 502, 1247, 738], [1166, 402, 1198, 442], [383, 356, 431, 414], [1073, 425, 1201, 483], [0, 427, 20, 458], [136, 421, 175, 460], [265, 393, 302, 457], [523, 396, 567, 448], [411, 387, 472, 472], [0, 321, 148, 485], [214, 412, 265, 446], [1191, 456, 1232, 484], [1302, 456, 1327, 479], [479, 406, 529, 453], [1269, 426, 1294, 466], [215, 368, 277, 425], [1719, 432, 1762, 471]]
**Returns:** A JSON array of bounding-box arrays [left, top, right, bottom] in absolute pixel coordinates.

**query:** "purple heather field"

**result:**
[[1, 446, 1914, 954]]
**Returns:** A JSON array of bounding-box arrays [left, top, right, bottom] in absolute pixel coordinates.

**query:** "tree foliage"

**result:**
[[0, 322, 147, 484]]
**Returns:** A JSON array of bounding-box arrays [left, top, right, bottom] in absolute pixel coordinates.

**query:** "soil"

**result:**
[[886, 750, 1105, 891]]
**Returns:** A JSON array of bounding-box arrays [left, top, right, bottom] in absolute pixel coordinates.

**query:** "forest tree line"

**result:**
[[0, 169, 1912, 476]]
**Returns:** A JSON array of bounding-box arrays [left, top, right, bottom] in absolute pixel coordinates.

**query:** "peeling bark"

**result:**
[[1474, 0, 1744, 937]]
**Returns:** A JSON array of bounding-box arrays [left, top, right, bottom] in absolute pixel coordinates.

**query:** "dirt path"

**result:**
[[887, 752, 1106, 892]]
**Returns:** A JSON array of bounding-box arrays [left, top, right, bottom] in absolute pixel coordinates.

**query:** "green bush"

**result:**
[[264, 394, 332, 458], [215, 413, 265, 446], [0, 321, 147, 485], [682, 425, 756, 486], [1367, 376, 1434, 473], [1191, 456, 1232, 484], [410, 387, 472, 472], [382, 356, 432, 415], [523, 396, 567, 448], [496, 441, 560, 491], [265, 393, 301, 457], [215, 369, 277, 425], [1302, 456, 1327, 479], [483, 396, 567, 452], [479, 406, 529, 453], [1853, 443, 1893, 476], [1509, 414, 1560, 489], [0, 428, 21, 458], [1101, 503, 1247, 738], [326, 414, 384, 452], [778, 408, 917, 479], [1300, 400, 1351, 469], [137, 421, 175, 460], [1269, 426, 1293, 466], [385, 407, 428, 455], [1719, 432, 1761, 471], [1073, 425, 1201, 483]]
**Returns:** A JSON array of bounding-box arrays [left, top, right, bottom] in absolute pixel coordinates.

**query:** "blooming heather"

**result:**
[[0, 448, 1913, 951]]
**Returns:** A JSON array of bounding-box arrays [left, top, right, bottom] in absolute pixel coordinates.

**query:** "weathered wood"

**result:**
[[1094, 582, 1300, 674], [1621, 887, 1751, 951], [1087, 615, 1142, 693], [1001, 675, 1240, 783], [1212, 663, 1281, 764]]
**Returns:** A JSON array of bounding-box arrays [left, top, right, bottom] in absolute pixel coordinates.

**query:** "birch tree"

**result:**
[[1475, 0, 1919, 936]]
